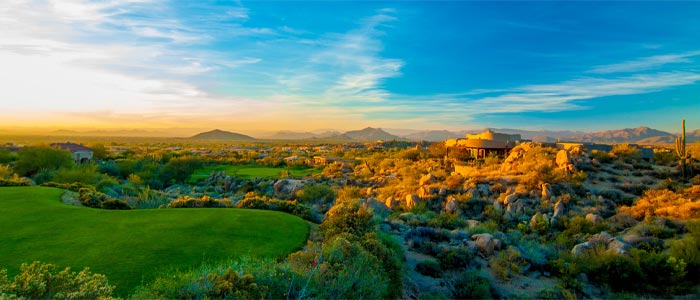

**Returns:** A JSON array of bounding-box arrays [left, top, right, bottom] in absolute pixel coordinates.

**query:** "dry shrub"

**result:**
[[620, 188, 700, 220]]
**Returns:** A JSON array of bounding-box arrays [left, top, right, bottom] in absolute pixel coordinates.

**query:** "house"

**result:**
[[50, 142, 93, 163], [445, 129, 523, 159]]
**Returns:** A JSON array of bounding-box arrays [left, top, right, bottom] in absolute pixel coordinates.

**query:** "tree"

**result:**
[[428, 141, 447, 158], [160, 156, 202, 184], [90, 143, 108, 160], [13, 146, 74, 177]]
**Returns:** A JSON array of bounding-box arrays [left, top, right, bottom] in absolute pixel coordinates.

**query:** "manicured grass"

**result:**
[[190, 164, 321, 181], [0, 187, 308, 296]]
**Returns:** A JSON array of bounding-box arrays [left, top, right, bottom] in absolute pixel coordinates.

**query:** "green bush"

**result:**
[[321, 199, 375, 239], [168, 195, 233, 208], [446, 270, 493, 300], [437, 247, 472, 270], [580, 250, 643, 292], [78, 188, 113, 208], [633, 249, 688, 295], [415, 260, 442, 278], [13, 147, 73, 177], [205, 268, 266, 299], [236, 192, 318, 222], [51, 165, 100, 185], [490, 248, 526, 280], [296, 184, 336, 205], [100, 199, 132, 210], [41, 181, 93, 192], [0, 261, 114, 300]]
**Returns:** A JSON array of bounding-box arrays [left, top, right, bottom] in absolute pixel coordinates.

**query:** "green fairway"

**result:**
[[0, 187, 308, 296], [190, 164, 321, 181]]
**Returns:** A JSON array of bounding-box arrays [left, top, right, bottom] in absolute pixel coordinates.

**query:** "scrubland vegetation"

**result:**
[[1, 136, 700, 299]]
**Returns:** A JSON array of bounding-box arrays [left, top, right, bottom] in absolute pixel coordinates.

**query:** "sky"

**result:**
[[1, 0, 699, 134]]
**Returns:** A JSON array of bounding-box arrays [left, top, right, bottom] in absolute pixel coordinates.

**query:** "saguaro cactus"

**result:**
[[676, 119, 689, 180]]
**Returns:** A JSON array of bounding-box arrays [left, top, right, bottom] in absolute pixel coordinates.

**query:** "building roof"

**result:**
[[455, 139, 510, 149], [50, 142, 93, 153]]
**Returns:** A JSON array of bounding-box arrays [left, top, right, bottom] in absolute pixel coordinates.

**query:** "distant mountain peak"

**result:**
[[190, 129, 255, 140]]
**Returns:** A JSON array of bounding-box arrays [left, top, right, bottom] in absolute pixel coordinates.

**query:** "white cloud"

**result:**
[[590, 51, 700, 74]]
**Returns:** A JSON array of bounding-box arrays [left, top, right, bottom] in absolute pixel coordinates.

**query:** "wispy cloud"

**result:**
[[590, 51, 700, 74]]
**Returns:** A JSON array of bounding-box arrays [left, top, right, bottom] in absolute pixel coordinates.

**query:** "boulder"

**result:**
[[608, 238, 631, 254], [506, 199, 525, 217], [585, 213, 604, 225], [541, 183, 553, 199], [556, 150, 571, 168], [477, 184, 491, 197], [551, 199, 566, 224], [556, 150, 577, 172], [384, 197, 399, 209], [504, 193, 519, 205], [419, 173, 436, 186], [405, 194, 420, 209], [529, 212, 549, 230], [587, 231, 614, 244], [472, 233, 496, 256], [445, 197, 460, 215], [571, 242, 592, 255], [493, 200, 503, 211], [273, 179, 305, 195], [466, 219, 480, 228]]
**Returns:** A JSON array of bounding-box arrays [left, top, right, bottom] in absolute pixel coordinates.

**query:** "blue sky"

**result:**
[[1, 0, 699, 133]]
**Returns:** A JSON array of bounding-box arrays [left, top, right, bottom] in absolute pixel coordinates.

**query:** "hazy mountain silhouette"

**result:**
[[190, 129, 255, 140]]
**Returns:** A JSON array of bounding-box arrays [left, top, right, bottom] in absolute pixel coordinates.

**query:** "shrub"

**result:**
[[0, 261, 115, 299], [619, 188, 700, 220], [205, 268, 266, 299], [490, 248, 526, 280], [100, 199, 132, 210], [580, 250, 643, 292], [168, 195, 233, 208], [437, 247, 473, 270], [13, 146, 74, 177], [428, 213, 467, 230], [415, 260, 442, 278], [0, 175, 31, 187], [633, 249, 688, 295], [78, 188, 113, 208], [446, 270, 493, 300], [296, 183, 336, 205], [321, 199, 375, 239], [41, 181, 93, 192], [51, 165, 100, 185], [288, 237, 388, 300], [591, 150, 613, 164], [236, 192, 318, 222]]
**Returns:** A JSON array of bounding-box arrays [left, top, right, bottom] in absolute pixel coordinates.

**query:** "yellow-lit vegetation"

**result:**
[[620, 186, 700, 220]]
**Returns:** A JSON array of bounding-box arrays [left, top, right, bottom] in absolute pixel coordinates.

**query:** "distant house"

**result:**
[[50, 142, 93, 163], [445, 129, 524, 159]]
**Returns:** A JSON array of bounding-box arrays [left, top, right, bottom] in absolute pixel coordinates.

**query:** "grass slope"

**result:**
[[0, 187, 308, 296], [190, 164, 321, 181]]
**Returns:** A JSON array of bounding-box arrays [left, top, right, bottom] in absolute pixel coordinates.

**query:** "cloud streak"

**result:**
[[590, 51, 700, 74]]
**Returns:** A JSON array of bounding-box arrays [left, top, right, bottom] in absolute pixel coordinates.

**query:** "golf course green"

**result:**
[[0, 186, 308, 296], [189, 164, 321, 181]]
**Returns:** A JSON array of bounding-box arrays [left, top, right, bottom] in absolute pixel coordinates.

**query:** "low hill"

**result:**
[[337, 127, 404, 141], [404, 130, 462, 141], [0, 187, 308, 296], [190, 129, 255, 140]]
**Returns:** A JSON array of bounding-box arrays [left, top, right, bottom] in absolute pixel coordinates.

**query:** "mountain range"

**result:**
[[390, 126, 700, 145], [38, 126, 700, 145]]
